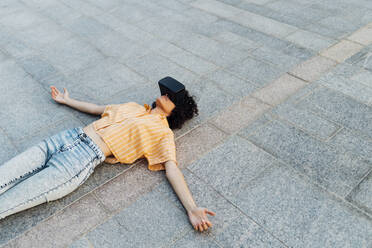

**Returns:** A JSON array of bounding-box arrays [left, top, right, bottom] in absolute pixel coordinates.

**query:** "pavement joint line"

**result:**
[[184, 167, 290, 248], [324, 126, 344, 143], [345, 167, 372, 202], [268, 111, 370, 165], [238, 134, 372, 221], [317, 80, 372, 108], [160, 227, 195, 248]]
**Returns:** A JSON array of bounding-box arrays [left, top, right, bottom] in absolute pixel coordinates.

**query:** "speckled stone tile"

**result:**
[[348, 24, 372, 46], [213, 213, 286, 248], [250, 45, 303, 71], [243, 119, 371, 197], [321, 40, 364, 63], [121, 52, 199, 86], [0, 129, 19, 165], [232, 163, 372, 248], [226, 56, 285, 87], [286, 30, 336, 52], [297, 86, 372, 138], [175, 122, 228, 166], [3, 193, 109, 248], [208, 96, 271, 134], [68, 236, 91, 248], [272, 102, 341, 140], [251, 73, 307, 106], [152, 168, 243, 236], [318, 76, 372, 105], [328, 127, 372, 161], [89, 188, 190, 248], [188, 135, 278, 199], [348, 171, 372, 214], [93, 161, 164, 213], [169, 230, 222, 248], [289, 55, 337, 82], [203, 68, 258, 98]]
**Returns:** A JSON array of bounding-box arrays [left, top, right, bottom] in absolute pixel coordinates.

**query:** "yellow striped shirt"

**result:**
[[93, 102, 178, 171]]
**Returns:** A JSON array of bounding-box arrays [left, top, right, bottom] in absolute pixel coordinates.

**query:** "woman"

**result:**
[[0, 85, 215, 232]]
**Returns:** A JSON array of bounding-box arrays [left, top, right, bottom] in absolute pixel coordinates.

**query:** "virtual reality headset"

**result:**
[[158, 76, 186, 106]]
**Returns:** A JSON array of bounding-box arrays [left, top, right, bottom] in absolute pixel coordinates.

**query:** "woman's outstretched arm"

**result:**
[[50, 86, 106, 115], [164, 160, 216, 232]]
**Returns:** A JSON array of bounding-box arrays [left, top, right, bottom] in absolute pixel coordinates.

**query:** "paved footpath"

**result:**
[[0, 0, 372, 247]]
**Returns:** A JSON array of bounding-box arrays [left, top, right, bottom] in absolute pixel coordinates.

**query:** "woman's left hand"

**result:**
[[187, 207, 216, 232]]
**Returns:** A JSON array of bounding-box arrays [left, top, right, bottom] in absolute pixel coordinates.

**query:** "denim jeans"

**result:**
[[0, 127, 106, 220]]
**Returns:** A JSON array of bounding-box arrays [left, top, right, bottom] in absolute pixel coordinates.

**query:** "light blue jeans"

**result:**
[[0, 127, 106, 220]]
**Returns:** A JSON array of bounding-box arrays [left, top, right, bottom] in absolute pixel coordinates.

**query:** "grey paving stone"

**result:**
[[39, 37, 104, 75], [251, 73, 307, 106], [85, 217, 132, 248], [345, 46, 371, 67], [17, 56, 59, 81], [95, 31, 150, 61], [59, 58, 148, 102], [0, 129, 19, 165], [303, 22, 349, 39], [232, 10, 298, 38], [211, 31, 261, 52], [175, 122, 228, 166], [297, 86, 372, 138], [68, 237, 91, 248], [151, 169, 243, 235], [203, 68, 258, 98], [237, 113, 273, 137], [0, 9, 47, 31], [318, 16, 360, 35], [319, 62, 362, 83], [83, 0, 123, 11], [232, 163, 372, 248], [318, 76, 372, 106], [148, 40, 219, 75], [39, 2, 82, 25], [348, 171, 372, 214], [188, 135, 278, 199], [0, 29, 38, 59], [14, 22, 73, 51], [59, 0, 104, 17], [0, 61, 76, 142], [63, 16, 112, 41], [281, 43, 315, 61], [90, 189, 190, 248], [290, 55, 337, 82], [110, 2, 157, 24], [213, 213, 286, 248], [169, 230, 221, 248], [226, 56, 284, 87], [4, 193, 109, 248], [171, 32, 249, 67], [0, 0, 24, 17], [93, 13, 156, 45], [328, 127, 372, 161], [236, 2, 310, 29], [244, 119, 371, 197], [272, 102, 341, 140], [122, 52, 199, 88], [286, 30, 336, 52], [187, 79, 237, 121], [13, 117, 84, 152], [351, 69, 372, 88], [250, 45, 303, 71]]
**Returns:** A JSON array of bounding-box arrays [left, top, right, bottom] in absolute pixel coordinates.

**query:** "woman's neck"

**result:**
[[150, 107, 168, 116]]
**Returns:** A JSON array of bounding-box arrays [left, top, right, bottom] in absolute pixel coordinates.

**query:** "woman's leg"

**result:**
[[0, 127, 105, 220], [0, 131, 65, 195]]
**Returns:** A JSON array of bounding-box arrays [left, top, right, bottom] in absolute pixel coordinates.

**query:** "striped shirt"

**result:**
[[93, 102, 178, 171]]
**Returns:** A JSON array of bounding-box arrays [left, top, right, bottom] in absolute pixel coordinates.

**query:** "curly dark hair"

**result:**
[[151, 90, 199, 130]]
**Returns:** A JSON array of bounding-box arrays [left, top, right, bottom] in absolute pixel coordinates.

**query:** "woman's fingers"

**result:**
[[199, 224, 204, 231]]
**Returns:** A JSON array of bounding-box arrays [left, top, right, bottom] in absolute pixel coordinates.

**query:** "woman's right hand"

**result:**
[[50, 86, 69, 104]]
